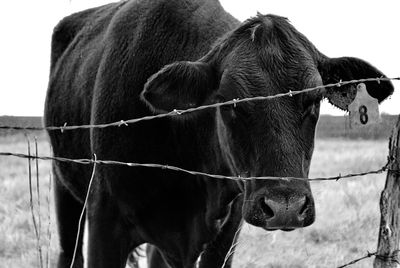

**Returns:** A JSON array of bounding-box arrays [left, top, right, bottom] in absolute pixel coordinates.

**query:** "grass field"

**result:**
[[0, 133, 391, 267]]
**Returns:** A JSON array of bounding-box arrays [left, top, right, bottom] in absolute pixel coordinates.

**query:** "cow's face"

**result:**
[[141, 15, 393, 230]]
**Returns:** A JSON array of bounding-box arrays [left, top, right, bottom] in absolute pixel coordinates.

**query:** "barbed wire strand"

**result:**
[[0, 152, 392, 182], [221, 221, 243, 268], [70, 154, 97, 268], [0, 77, 398, 132], [34, 138, 42, 241], [337, 250, 400, 268], [337, 251, 377, 268], [27, 140, 44, 268], [45, 171, 52, 268]]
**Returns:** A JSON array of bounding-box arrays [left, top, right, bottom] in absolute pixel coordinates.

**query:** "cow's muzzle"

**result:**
[[242, 181, 315, 230]]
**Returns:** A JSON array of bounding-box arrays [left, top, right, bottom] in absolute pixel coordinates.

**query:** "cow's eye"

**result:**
[[215, 94, 226, 103], [215, 95, 238, 121], [302, 100, 320, 122]]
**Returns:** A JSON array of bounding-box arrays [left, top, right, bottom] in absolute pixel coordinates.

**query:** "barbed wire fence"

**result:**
[[1, 76, 400, 267], [1, 77, 398, 133], [0, 151, 394, 183]]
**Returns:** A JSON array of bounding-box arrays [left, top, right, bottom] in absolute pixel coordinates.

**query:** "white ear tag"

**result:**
[[348, 83, 381, 128]]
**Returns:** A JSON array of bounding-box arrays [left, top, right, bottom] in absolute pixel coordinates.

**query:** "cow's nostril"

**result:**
[[260, 197, 275, 219], [298, 196, 310, 217]]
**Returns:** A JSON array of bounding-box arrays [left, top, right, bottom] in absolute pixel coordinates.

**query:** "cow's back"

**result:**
[[44, 0, 238, 200]]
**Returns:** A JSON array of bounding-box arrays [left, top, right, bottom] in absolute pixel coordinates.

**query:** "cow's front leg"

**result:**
[[199, 195, 243, 268], [86, 186, 137, 268], [147, 227, 208, 268]]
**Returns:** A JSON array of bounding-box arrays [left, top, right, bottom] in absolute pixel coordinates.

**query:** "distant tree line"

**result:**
[[316, 114, 398, 140], [0, 116, 44, 137]]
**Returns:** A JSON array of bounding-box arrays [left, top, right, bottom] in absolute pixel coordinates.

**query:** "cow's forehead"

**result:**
[[209, 14, 321, 75], [218, 46, 320, 91]]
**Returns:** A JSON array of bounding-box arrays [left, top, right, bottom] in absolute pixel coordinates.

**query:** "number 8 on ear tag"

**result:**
[[348, 83, 381, 128]]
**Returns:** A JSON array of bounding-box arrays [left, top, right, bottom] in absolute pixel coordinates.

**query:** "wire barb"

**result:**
[[60, 122, 67, 133], [173, 109, 182, 115], [118, 120, 128, 127], [233, 98, 239, 108]]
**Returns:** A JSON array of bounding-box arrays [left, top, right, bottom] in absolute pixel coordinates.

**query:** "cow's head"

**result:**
[[141, 14, 393, 230]]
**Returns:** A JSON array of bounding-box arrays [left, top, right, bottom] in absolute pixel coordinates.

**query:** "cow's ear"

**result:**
[[318, 57, 394, 110], [141, 61, 217, 114]]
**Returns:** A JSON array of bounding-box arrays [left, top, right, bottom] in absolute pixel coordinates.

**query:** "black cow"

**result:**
[[44, 0, 393, 267]]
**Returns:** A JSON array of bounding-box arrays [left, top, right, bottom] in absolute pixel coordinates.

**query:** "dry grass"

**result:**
[[0, 134, 390, 267], [0, 134, 57, 268]]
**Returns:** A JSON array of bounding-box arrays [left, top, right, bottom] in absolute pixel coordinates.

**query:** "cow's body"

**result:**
[[45, 0, 393, 267], [46, 1, 242, 267]]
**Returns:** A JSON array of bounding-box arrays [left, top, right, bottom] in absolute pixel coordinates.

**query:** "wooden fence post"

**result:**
[[374, 117, 400, 268]]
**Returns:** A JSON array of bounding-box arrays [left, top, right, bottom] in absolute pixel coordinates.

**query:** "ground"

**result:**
[[0, 133, 390, 267]]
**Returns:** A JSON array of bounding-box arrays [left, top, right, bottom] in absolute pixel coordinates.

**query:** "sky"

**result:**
[[0, 0, 398, 116]]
